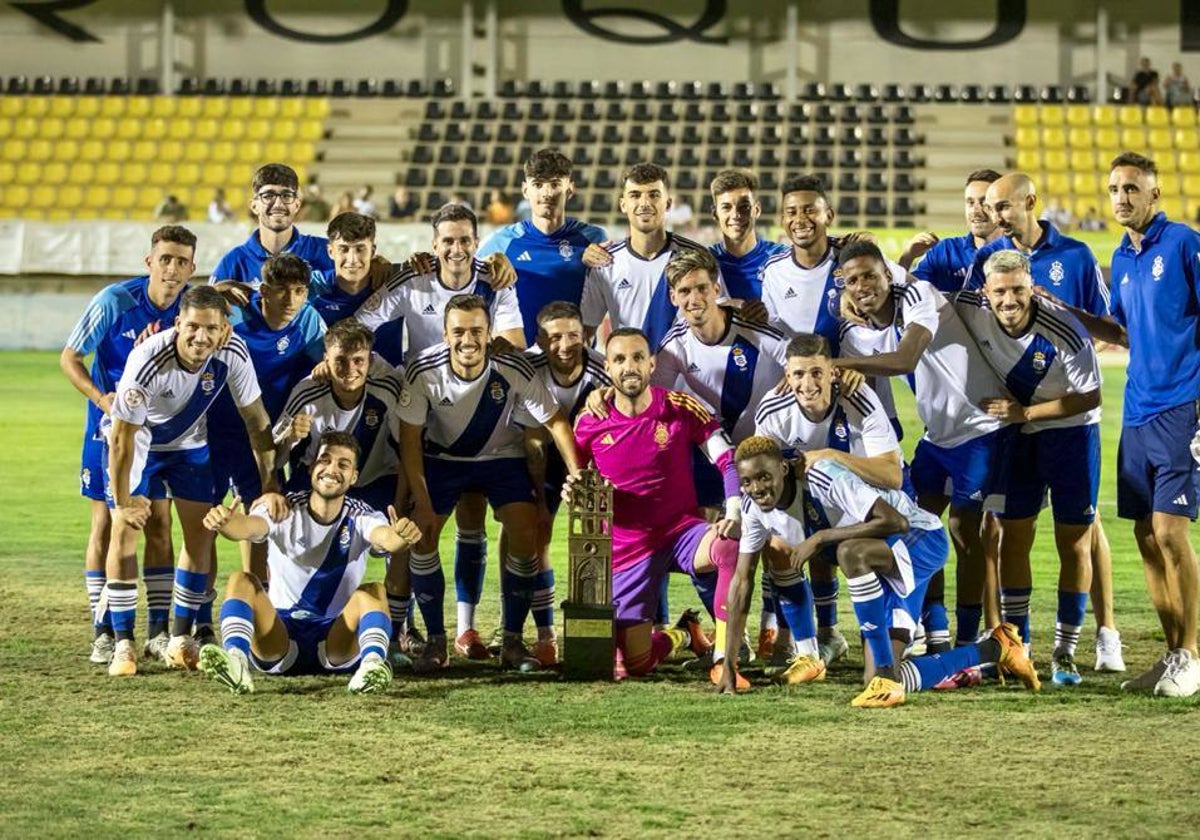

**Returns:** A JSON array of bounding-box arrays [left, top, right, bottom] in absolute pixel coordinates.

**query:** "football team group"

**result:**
[[60, 144, 1200, 706]]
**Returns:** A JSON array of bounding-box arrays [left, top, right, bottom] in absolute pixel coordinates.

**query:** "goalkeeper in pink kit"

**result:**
[[569, 327, 743, 680]]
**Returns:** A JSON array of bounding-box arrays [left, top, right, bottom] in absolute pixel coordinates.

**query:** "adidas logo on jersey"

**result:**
[[422, 304, 437, 315], [969, 490, 984, 501], [121, 329, 138, 340], [439, 397, 454, 406], [1174, 493, 1189, 506], [616, 278, 632, 290], [517, 251, 532, 262], [599, 433, 615, 445], [783, 287, 797, 299], [686, 363, 701, 373], [161, 389, 175, 398]]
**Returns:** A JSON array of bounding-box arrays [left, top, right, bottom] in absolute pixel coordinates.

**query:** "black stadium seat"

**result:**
[[961, 84, 984, 103], [987, 84, 1010, 103], [57, 76, 80, 94], [577, 80, 600, 99], [1040, 85, 1064, 103], [526, 80, 547, 98], [933, 84, 957, 102], [1067, 84, 1091, 103], [654, 81, 677, 99], [882, 83, 905, 102], [83, 76, 106, 94]]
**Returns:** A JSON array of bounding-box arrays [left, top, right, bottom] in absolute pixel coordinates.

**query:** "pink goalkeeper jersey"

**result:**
[[575, 386, 722, 571]]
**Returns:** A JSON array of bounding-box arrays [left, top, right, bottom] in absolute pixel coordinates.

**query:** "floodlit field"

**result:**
[[1, 350, 1198, 838]]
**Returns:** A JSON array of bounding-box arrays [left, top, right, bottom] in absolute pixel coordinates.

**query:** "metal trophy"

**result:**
[[561, 467, 614, 680]]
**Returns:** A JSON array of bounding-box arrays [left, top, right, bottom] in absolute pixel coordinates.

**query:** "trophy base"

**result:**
[[561, 601, 615, 681]]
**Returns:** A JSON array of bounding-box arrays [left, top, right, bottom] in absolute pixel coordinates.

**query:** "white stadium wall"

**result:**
[[0, 0, 1195, 89]]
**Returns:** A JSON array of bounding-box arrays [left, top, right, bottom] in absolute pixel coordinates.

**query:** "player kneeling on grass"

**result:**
[[198, 431, 421, 695], [719, 437, 1039, 707]]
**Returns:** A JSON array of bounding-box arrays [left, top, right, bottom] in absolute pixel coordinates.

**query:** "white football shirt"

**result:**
[[514, 346, 611, 425], [739, 477, 808, 555], [754, 382, 899, 459]]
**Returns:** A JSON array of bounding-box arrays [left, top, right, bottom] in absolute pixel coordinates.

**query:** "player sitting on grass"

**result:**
[[199, 431, 421, 695], [719, 436, 1039, 707]]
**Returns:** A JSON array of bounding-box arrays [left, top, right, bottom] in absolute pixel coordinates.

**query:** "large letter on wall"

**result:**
[[10, 0, 100, 42], [1184, 0, 1200, 51], [245, 0, 408, 43], [869, 0, 1025, 50], [562, 0, 728, 45]]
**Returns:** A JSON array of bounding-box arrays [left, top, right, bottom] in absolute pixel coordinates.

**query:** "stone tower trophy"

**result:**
[[561, 467, 614, 680]]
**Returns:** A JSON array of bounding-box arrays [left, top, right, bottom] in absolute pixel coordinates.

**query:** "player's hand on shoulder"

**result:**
[[484, 253, 517, 289], [836, 366, 865, 396], [386, 505, 422, 548], [310, 358, 332, 382], [252, 491, 290, 522], [489, 335, 516, 356], [134, 321, 162, 346], [369, 254, 397, 289], [1030, 284, 1064, 307], [836, 230, 878, 248], [582, 242, 614, 268], [901, 231, 939, 264], [117, 495, 152, 530], [212, 280, 253, 309], [737, 299, 769, 325], [581, 385, 614, 419]]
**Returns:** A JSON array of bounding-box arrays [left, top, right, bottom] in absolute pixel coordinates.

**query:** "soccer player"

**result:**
[[581, 162, 721, 350], [398, 294, 582, 672], [955, 250, 1106, 685], [571, 327, 738, 681], [517, 301, 612, 665], [835, 240, 1009, 650], [102, 286, 278, 676], [60, 225, 195, 664], [198, 431, 422, 695], [719, 436, 1039, 707], [706, 168, 789, 304], [899, 168, 1003, 292], [210, 163, 333, 286], [476, 148, 608, 346], [1059, 152, 1200, 697]]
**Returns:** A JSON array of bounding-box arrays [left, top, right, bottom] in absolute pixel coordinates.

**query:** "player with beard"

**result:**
[[899, 169, 1003, 293]]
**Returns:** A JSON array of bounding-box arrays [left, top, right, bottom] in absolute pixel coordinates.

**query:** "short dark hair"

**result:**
[[180, 286, 230, 316], [965, 169, 1002, 185], [621, 162, 670, 191], [1111, 151, 1158, 176], [261, 253, 311, 289], [445, 292, 490, 327], [785, 334, 832, 360], [536, 300, 583, 329], [324, 318, 375, 352], [524, 148, 573, 181], [252, 163, 300, 193], [605, 327, 650, 352], [780, 173, 828, 202], [665, 248, 720, 289], [327, 212, 376, 243], [151, 224, 197, 252], [431, 202, 479, 236], [838, 239, 887, 267], [710, 169, 758, 201], [315, 430, 361, 467]]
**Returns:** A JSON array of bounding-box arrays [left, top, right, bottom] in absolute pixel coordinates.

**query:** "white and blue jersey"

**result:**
[[710, 239, 789, 301], [476, 218, 607, 346], [519, 346, 611, 425], [910, 232, 981, 293], [309, 272, 409, 369], [65, 276, 187, 499], [1110, 212, 1200, 426], [581, 233, 725, 350], [652, 311, 788, 443], [754, 384, 899, 461], [966, 221, 1110, 317], [210, 227, 334, 288]]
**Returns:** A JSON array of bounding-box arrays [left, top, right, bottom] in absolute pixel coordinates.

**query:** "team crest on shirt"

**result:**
[[398, 388, 412, 407], [80, 469, 91, 491], [834, 421, 848, 441], [654, 422, 670, 448], [338, 525, 351, 548], [363, 290, 384, 312], [276, 336, 290, 353], [558, 241, 573, 260], [364, 409, 379, 428], [490, 381, 506, 403], [123, 387, 146, 407], [831, 268, 845, 288], [1152, 255, 1165, 280], [731, 346, 748, 369], [1049, 261, 1064, 285], [1032, 351, 1047, 372], [200, 373, 215, 394]]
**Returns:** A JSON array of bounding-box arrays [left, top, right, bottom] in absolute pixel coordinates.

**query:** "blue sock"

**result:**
[[104, 579, 139, 641], [1055, 589, 1088, 657], [531, 569, 555, 631], [86, 570, 111, 634], [1000, 586, 1032, 644], [955, 603, 984, 646], [172, 568, 208, 635], [902, 643, 983, 692], [142, 565, 173, 636], [812, 575, 839, 629], [195, 589, 216, 632], [922, 600, 951, 648], [847, 573, 894, 670], [453, 528, 487, 605], [219, 597, 254, 656], [774, 576, 816, 643], [691, 569, 716, 619], [386, 593, 409, 641], [501, 555, 538, 634], [408, 550, 446, 636], [356, 610, 392, 661], [654, 580, 669, 625]]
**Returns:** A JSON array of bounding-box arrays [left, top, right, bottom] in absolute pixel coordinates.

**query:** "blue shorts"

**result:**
[[250, 608, 357, 676], [883, 526, 950, 635], [424, 455, 536, 516], [542, 450, 568, 517], [910, 429, 1004, 511], [107, 446, 214, 505], [1117, 402, 1200, 521], [209, 431, 262, 505], [692, 448, 725, 509], [81, 428, 108, 501], [1002, 424, 1100, 524]]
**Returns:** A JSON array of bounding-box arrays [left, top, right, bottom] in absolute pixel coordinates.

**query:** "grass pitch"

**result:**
[[2, 350, 1199, 839]]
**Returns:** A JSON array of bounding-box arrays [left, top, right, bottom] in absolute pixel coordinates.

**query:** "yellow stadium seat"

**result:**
[[1068, 148, 1097, 171], [45, 208, 71, 221], [1148, 128, 1175, 151], [0, 98, 22, 117], [1157, 151, 1179, 173], [173, 186, 196, 206], [138, 117, 166, 140], [158, 139, 184, 160], [194, 119, 220, 141], [126, 96, 152, 118], [2, 138, 27, 161], [95, 161, 122, 184], [0, 160, 13, 182], [130, 140, 158, 162], [1160, 196, 1182, 219], [200, 163, 228, 185], [1174, 127, 1199, 149], [1070, 171, 1101, 195], [305, 99, 329, 119], [1117, 107, 1143, 127], [67, 161, 94, 182], [150, 97, 177, 118], [1145, 106, 1170, 128], [27, 139, 53, 162], [1044, 171, 1071, 196], [1066, 127, 1094, 148], [30, 184, 57, 209], [1014, 104, 1038, 126], [244, 119, 271, 142], [227, 98, 254, 119], [220, 121, 247, 142], [98, 207, 129, 220], [277, 121, 303, 142], [1044, 149, 1069, 171], [13, 117, 39, 139], [15, 161, 42, 184], [1119, 127, 1146, 148], [278, 99, 304, 119], [1039, 105, 1065, 126], [38, 117, 64, 139], [99, 97, 125, 118], [201, 98, 229, 119], [184, 140, 209, 162], [23, 96, 50, 117], [64, 117, 90, 140], [147, 161, 174, 185], [251, 99, 280, 119], [90, 118, 117, 140], [122, 162, 149, 184], [235, 140, 264, 163], [175, 162, 200, 184], [0, 116, 10, 138], [210, 141, 236, 164], [75, 96, 101, 118], [176, 98, 202, 119], [167, 120, 192, 141], [48, 97, 74, 118], [3, 184, 31, 209], [136, 189, 161, 209], [1171, 107, 1197, 128], [111, 185, 138, 209], [116, 119, 142, 141], [107, 139, 132, 162], [42, 161, 68, 184], [290, 142, 315, 165], [1092, 105, 1117, 126], [1065, 104, 1091, 127], [1182, 174, 1200, 196], [1042, 126, 1067, 148], [56, 185, 83, 208], [53, 139, 79, 160], [263, 141, 290, 162], [1093, 126, 1120, 148]]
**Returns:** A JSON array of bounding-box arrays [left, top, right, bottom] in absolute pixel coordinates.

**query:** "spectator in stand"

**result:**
[[153, 194, 188, 222], [301, 184, 332, 223], [207, 188, 236, 224], [332, 190, 356, 219], [388, 186, 419, 221], [1129, 57, 1163, 105], [353, 185, 378, 218], [484, 189, 515, 225], [1041, 197, 1074, 232], [1078, 207, 1107, 232], [1164, 62, 1192, 108]]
